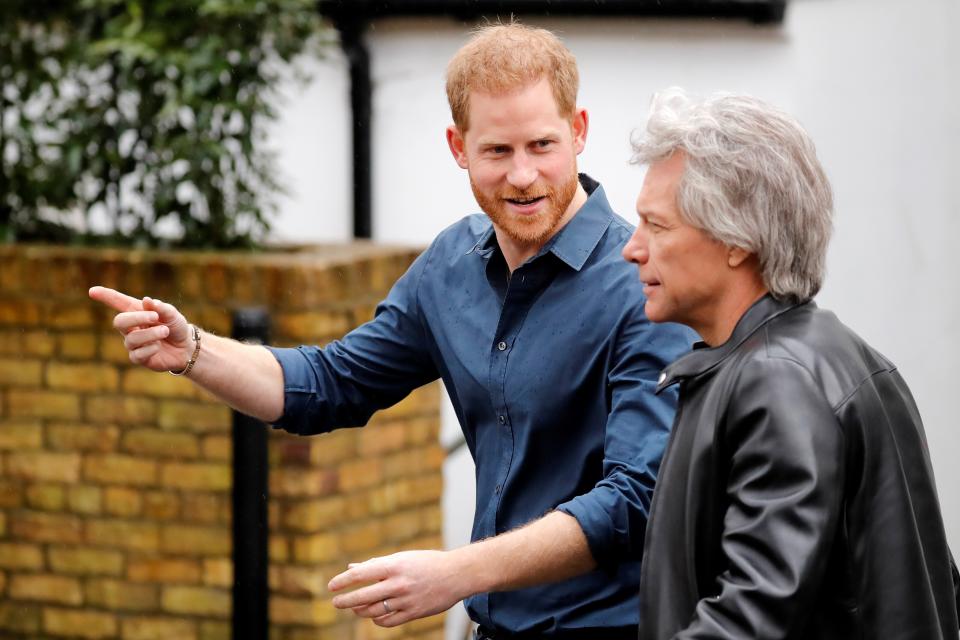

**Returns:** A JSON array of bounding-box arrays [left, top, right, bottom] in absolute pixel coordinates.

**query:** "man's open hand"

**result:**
[[328, 549, 468, 627]]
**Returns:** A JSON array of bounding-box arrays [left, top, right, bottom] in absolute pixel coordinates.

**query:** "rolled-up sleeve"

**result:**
[[557, 303, 693, 566], [266, 246, 440, 436]]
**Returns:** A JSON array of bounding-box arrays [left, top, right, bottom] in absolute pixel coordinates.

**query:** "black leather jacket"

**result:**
[[639, 295, 960, 639]]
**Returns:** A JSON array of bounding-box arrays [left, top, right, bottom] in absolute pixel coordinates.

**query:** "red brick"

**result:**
[[292, 533, 339, 563], [271, 468, 338, 498], [86, 578, 159, 611], [25, 483, 66, 510], [46, 305, 96, 329], [0, 601, 41, 633], [83, 454, 158, 486], [157, 400, 230, 432], [142, 491, 180, 520], [7, 451, 81, 482], [358, 422, 407, 456], [283, 496, 347, 532], [9, 573, 83, 605], [49, 547, 124, 576], [0, 299, 42, 325], [58, 331, 98, 359], [11, 510, 83, 544], [161, 462, 230, 491], [86, 519, 159, 552], [339, 458, 383, 491], [339, 521, 384, 554], [67, 484, 103, 514], [122, 368, 197, 399], [0, 479, 22, 508], [161, 524, 230, 556], [0, 421, 43, 449], [270, 597, 338, 626], [7, 390, 81, 420], [124, 429, 199, 458], [47, 423, 121, 452], [127, 558, 201, 584], [85, 395, 157, 425], [0, 542, 44, 569], [181, 493, 230, 524], [42, 607, 117, 638], [199, 620, 230, 640], [104, 486, 143, 517], [202, 558, 232, 587], [47, 361, 119, 392], [161, 585, 230, 617], [122, 617, 198, 640], [271, 565, 332, 597], [201, 434, 231, 461], [0, 329, 54, 357], [0, 357, 43, 386]]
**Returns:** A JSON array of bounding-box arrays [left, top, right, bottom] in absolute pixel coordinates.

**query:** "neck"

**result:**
[[496, 183, 588, 272], [697, 277, 769, 347]]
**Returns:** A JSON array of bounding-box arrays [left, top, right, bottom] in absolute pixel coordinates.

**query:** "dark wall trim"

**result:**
[[322, 1, 787, 24], [321, 0, 788, 240]]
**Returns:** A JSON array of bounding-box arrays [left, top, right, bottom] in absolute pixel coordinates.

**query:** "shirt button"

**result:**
[[498, 415, 506, 425], [495, 485, 501, 495], [497, 341, 507, 351]]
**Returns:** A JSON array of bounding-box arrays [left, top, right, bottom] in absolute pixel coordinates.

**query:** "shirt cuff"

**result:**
[[263, 346, 324, 435], [556, 493, 620, 567]]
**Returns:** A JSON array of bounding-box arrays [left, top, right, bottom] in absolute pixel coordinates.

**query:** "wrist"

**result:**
[[170, 324, 201, 376], [447, 542, 497, 597]]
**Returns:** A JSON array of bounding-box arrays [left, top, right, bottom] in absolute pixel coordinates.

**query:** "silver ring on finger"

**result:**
[[382, 599, 392, 614]]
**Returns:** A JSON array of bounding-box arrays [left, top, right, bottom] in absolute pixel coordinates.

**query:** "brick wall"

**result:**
[[0, 244, 445, 640]]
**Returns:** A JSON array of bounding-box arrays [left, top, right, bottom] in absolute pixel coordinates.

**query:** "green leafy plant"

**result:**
[[0, 0, 327, 248]]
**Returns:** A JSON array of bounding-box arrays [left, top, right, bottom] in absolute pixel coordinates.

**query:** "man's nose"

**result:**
[[507, 153, 538, 190], [622, 227, 649, 265]]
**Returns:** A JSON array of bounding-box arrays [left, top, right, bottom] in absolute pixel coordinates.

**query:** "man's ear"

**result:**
[[728, 246, 754, 268], [571, 107, 588, 155], [446, 125, 469, 169]]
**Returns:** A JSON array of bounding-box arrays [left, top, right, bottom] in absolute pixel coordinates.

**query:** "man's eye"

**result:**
[[535, 140, 552, 148]]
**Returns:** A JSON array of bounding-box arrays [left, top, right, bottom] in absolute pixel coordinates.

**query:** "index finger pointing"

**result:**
[[89, 286, 144, 313]]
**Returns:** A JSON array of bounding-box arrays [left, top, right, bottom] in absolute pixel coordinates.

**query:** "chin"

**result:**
[[643, 302, 670, 325]]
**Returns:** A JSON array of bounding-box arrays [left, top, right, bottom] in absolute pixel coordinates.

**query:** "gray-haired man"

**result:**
[[623, 89, 960, 639]]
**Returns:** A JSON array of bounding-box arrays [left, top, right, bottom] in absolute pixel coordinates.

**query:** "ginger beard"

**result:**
[[471, 164, 580, 246]]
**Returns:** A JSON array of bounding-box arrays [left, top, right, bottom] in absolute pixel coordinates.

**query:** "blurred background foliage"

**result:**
[[0, 0, 327, 249]]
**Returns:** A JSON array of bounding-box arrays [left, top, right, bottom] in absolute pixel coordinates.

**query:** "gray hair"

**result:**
[[632, 88, 833, 303]]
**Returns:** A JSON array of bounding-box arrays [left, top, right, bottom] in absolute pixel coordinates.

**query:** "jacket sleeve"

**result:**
[[675, 356, 845, 639], [266, 245, 440, 436], [557, 301, 695, 565]]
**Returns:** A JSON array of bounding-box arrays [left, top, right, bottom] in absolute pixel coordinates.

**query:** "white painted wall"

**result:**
[[270, 1, 960, 636]]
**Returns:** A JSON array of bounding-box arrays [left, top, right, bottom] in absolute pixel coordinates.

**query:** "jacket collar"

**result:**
[[470, 174, 612, 272], [656, 294, 808, 392]]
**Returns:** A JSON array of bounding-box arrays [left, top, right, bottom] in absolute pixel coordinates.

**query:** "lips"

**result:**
[[505, 195, 547, 215]]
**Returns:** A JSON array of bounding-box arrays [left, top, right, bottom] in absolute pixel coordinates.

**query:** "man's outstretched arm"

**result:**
[[328, 510, 595, 627], [89, 286, 284, 422]]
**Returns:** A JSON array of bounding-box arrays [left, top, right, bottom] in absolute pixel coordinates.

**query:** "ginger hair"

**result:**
[[446, 22, 579, 132]]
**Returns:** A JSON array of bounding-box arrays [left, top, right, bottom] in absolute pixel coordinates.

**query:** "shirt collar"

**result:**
[[656, 294, 809, 392], [467, 174, 613, 272]]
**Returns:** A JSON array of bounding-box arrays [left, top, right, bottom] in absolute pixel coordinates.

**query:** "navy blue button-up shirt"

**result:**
[[267, 176, 694, 636]]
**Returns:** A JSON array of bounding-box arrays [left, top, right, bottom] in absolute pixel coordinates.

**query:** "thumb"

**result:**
[[143, 297, 184, 326]]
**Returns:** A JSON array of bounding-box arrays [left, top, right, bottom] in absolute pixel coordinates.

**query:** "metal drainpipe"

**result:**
[[336, 15, 373, 240]]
